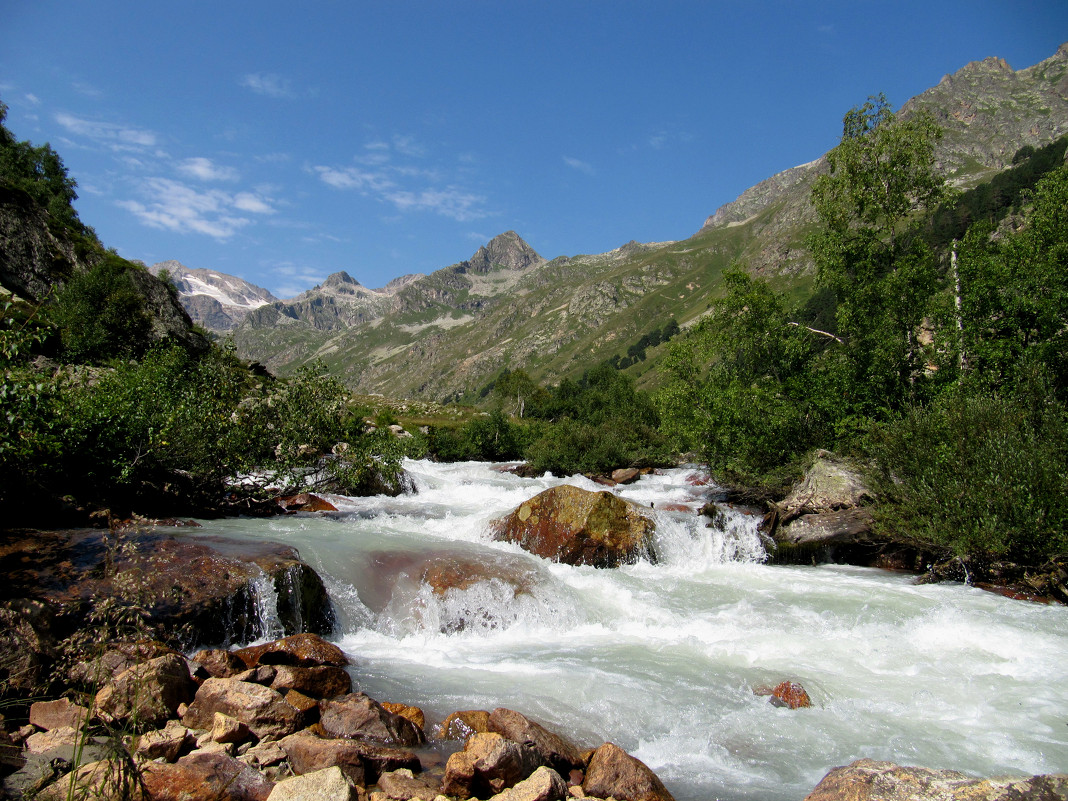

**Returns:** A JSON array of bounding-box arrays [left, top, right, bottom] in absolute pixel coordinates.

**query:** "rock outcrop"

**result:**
[[490, 485, 656, 568]]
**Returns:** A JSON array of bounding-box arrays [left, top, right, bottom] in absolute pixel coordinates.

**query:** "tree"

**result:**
[[808, 94, 947, 414]]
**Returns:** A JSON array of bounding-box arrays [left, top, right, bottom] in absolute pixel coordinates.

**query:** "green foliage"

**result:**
[[427, 410, 528, 462], [0, 100, 91, 237], [865, 372, 1068, 562], [0, 301, 64, 506], [46, 253, 154, 364], [808, 94, 947, 413], [657, 268, 844, 479]]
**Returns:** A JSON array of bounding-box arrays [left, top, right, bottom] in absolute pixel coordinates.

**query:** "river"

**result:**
[[182, 459, 1068, 801]]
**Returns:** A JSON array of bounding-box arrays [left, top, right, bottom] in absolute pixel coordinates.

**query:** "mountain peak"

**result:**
[[322, 271, 363, 288], [464, 231, 544, 274]]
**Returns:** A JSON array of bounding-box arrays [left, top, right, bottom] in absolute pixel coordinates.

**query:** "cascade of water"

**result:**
[[247, 569, 286, 642], [181, 460, 1068, 801]]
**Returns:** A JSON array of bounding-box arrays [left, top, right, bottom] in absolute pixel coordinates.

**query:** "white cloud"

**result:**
[[385, 187, 487, 222], [313, 166, 396, 193], [178, 156, 239, 182], [118, 177, 275, 240], [24, 93, 40, 106], [55, 112, 157, 149], [563, 156, 595, 175], [314, 138, 491, 222], [240, 73, 295, 99]]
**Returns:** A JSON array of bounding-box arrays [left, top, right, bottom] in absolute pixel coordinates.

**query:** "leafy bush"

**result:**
[[865, 371, 1068, 562], [46, 253, 154, 364]]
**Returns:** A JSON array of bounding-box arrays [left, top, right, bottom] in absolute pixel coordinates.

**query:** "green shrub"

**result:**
[[47, 254, 153, 364], [865, 371, 1068, 563]]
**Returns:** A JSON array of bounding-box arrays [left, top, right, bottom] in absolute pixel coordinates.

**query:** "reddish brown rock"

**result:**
[[380, 702, 426, 732], [490, 485, 656, 568], [376, 767, 441, 801], [192, 648, 247, 679], [134, 720, 194, 763], [279, 732, 421, 785], [419, 554, 539, 598], [319, 692, 425, 746], [583, 742, 675, 801], [488, 708, 584, 775], [270, 664, 352, 698], [29, 698, 89, 731], [442, 731, 542, 799], [235, 633, 348, 669], [141, 751, 274, 801], [754, 681, 812, 709], [181, 678, 302, 741], [95, 653, 196, 728], [277, 493, 339, 513], [438, 710, 491, 740], [611, 468, 641, 485]]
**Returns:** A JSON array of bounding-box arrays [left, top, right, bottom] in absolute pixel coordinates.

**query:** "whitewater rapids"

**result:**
[[185, 459, 1068, 801]]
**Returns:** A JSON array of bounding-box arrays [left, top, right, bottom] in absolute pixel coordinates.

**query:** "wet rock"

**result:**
[[753, 681, 812, 709], [582, 742, 675, 801], [493, 766, 568, 801], [270, 664, 352, 698], [438, 710, 491, 740], [488, 708, 585, 775], [419, 554, 539, 598], [95, 653, 196, 728], [442, 731, 542, 799], [267, 765, 358, 801], [192, 648, 247, 678], [181, 678, 303, 741], [803, 759, 1068, 801], [490, 485, 656, 568], [281, 689, 320, 723], [29, 698, 89, 731], [236, 633, 349, 669], [141, 750, 275, 801], [376, 767, 441, 800], [276, 493, 339, 513], [0, 529, 335, 649], [320, 692, 426, 746], [610, 468, 641, 485], [381, 702, 426, 732]]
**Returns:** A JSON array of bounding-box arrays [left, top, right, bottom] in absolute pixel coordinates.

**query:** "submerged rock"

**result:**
[[490, 485, 656, 568]]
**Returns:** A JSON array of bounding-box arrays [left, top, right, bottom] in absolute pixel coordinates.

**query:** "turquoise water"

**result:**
[[183, 460, 1068, 801]]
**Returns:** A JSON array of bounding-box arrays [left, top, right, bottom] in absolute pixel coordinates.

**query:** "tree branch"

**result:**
[[787, 321, 844, 344]]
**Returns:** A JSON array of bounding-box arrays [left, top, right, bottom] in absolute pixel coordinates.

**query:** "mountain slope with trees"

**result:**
[[204, 44, 1068, 403]]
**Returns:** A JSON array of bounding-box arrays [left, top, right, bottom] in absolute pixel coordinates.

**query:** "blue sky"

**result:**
[[2, 2, 1065, 298]]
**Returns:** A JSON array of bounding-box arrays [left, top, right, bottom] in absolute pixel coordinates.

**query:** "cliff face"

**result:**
[[0, 185, 208, 354]]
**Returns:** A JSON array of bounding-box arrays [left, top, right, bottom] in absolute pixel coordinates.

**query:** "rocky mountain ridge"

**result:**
[[162, 44, 1068, 401]]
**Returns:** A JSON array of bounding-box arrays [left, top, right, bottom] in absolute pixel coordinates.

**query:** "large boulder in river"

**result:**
[[778, 450, 874, 518], [803, 759, 1068, 801], [490, 485, 656, 568]]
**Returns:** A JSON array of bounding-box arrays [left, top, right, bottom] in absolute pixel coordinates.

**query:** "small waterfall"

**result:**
[[248, 570, 286, 642]]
